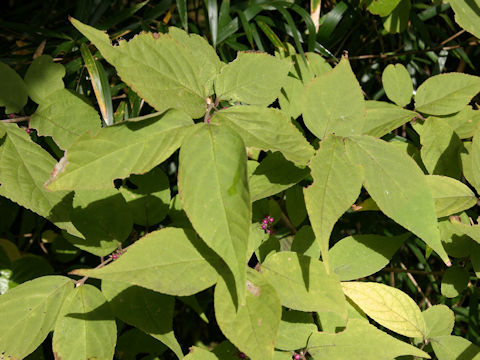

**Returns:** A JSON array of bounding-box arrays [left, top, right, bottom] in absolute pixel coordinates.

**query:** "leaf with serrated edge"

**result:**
[[362, 101, 417, 138], [71, 228, 224, 296], [215, 52, 291, 106], [30, 89, 101, 150], [47, 109, 192, 191], [415, 73, 480, 115], [262, 252, 347, 319], [0, 276, 73, 359], [431, 335, 480, 360], [307, 319, 430, 359], [71, 18, 222, 118], [341, 282, 426, 338], [102, 280, 183, 358], [422, 305, 454, 339], [382, 63, 413, 107], [426, 175, 476, 217], [330, 233, 409, 281], [304, 135, 363, 271], [179, 123, 250, 302], [52, 284, 116, 360], [212, 105, 313, 165], [345, 135, 450, 265], [301, 57, 365, 139], [0, 123, 79, 235], [214, 269, 281, 360], [420, 117, 463, 179]]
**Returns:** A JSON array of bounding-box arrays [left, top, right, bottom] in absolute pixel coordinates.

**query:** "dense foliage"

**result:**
[[1, 1, 480, 359]]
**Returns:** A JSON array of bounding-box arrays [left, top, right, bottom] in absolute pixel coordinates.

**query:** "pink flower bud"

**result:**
[[261, 224, 267, 230], [25, 128, 31, 134], [268, 216, 274, 223], [262, 218, 268, 224], [112, 253, 118, 260], [267, 229, 271, 234], [8, 114, 14, 119], [293, 354, 301, 360], [238, 352, 245, 359]]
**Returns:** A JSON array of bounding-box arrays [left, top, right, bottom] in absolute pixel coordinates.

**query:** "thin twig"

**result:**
[[399, 262, 432, 308], [0, 116, 30, 123], [440, 29, 466, 46]]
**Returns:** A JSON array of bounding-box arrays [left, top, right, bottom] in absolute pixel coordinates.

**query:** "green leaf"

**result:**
[[330, 233, 409, 281], [431, 335, 480, 360], [307, 319, 430, 359], [441, 265, 470, 298], [212, 106, 314, 165], [119, 167, 171, 226], [341, 282, 426, 338], [212, 340, 242, 359], [102, 280, 183, 358], [420, 117, 463, 178], [184, 347, 218, 360], [115, 328, 167, 360], [470, 127, 480, 193], [71, 18, 222, 118], [214, 269, 281, 360], [362, 101, 417, 138], [439, 217, 477, 258], [46, 110, 192, 191], [262, 252, 347, 319], [277, 309, 317, 351], [366, 0, 402, 16], [440, 106, 480, 139], [30, 89, 101, 150], [381, 64, 413, 107], [0, 123, 77, 234], [345, 135, 450, 265], [179, 124, 251, 302], [286, 185, 307, 227], [301, 57, 365, 139], [0, 276, 73, 359], [24, 55, 65, 103], [278, 76, 304, 120], [52, 284, 116, 360], [382, 0, 411, 33], [449, 0, 480, 39], [422, 305, 454, 338], [8, 255, 54, 287], [249, 152, 309, 202], [71, 228, 224, 296], [214, 52, 291, 106], [304, 135, 363, 271], [426, 175, 477, 217], [0, 61, 28, 113], [291, 225, 320, 259], [414, 73, 480, 116], [68, 188, 132, 256]]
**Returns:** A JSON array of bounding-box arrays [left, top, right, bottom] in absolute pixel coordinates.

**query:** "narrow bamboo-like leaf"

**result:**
[[215, 52, 291, 106], [341, 282, 426, 338], [277, 309, 317, 351], [262, 252, 347, 319], [179, 124, 251, 302], [431, 335, 480, 360], [0, 123, 78, 235], [0, 62, 28, 113], [212, 105, 314, 165], [301, 57, 365, 138], [366, 0, 402, 16], [47, 110, 192, 190], [449, 0, 480, 39], [426, 175, 477, 217], [24, 55, 65, 103], [382, 64, 413, 107], [30, 88, 101, 150], [307, 319, 430, 359], [52, 284, 116, 360], [330, 233, 409, 281], [214, 269, 281, 360], [70, 228, 224, 296], [362, 101, 417, 138], [71, 18, 222, 118], [422, 305, 454, 338], [0, 276, 73, 359], [176, 0, 188, 30], [420, 117, 463, 178], [441, 265, 469, 298], [80, 44, 113, 126], [249, 152, 309, 202], [102, 280, 183, 358], [345, 135, 450, 265], [304, 135, 363, 271], [414, 73, 480, 115]]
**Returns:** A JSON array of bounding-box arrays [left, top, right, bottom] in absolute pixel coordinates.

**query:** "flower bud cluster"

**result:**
[[261, 215, 274, 234]]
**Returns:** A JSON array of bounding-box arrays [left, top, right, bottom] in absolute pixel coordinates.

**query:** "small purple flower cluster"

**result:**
[[261, 215, 274, 234], [110, 249, 122, 260]]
